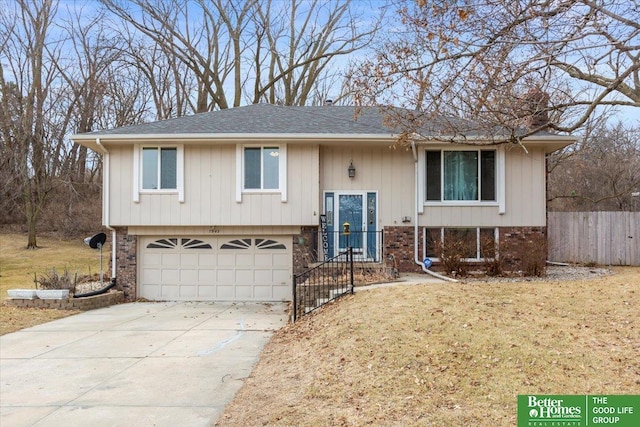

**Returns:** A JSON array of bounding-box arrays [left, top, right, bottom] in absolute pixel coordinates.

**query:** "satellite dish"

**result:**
[[83, 232, 108, 287], [85, 232, 107, 249]]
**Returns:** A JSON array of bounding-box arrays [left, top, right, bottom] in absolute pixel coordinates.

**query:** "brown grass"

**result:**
[[0, 233, 99, 335], [218, 268, 640, 426]]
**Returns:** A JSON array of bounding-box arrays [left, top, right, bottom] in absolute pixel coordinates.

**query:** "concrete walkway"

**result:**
[[356, 273, 447, 292], [0, 301, 288, 427]]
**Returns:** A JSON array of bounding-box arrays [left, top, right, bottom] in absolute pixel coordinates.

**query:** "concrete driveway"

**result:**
[[0, 301, 288, 427]]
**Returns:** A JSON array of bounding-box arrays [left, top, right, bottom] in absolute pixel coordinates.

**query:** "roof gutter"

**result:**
[[96, 138, 117, 286]]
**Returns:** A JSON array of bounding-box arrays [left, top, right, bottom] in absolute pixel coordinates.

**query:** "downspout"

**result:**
[[411, 140, 458, 283], [96, 138, 117, 287]]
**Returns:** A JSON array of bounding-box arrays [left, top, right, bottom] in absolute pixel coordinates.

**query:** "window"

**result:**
[[133, 145, 183, 203], [142, 147, 177, 190], [425, 227, 497, 260], [244, 146, 279, 190], [425, 150, 496, 202]]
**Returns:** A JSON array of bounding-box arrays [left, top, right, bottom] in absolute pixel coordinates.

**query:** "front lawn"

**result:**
[[0, 233, 100, 335], [219, 268, 639, 426]]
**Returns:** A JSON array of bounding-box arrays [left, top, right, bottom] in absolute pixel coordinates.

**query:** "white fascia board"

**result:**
[[72, 133, 398, 147]]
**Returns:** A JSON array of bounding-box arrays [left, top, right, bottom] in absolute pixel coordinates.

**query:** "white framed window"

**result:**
[[133, 145, 184, 203], [425, 149, 496, 202], [424, 227, 498, 261], [236, 144, 287, 202], [244, 146, 280, 190], [142, 147, 177, 190]]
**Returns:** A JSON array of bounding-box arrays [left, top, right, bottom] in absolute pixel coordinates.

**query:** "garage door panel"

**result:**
[[217, 253, 235, 266], [216, 269, 234, 282], [197, 286, 216, 298], [235, 269, 254, 283], [162, 269, 179, 284], [180, 269, 197, 282], [199, 253, 215, 264], [143, 268, 161, 282], [253, 286, 273, 299], [140, 236, 292, 302], [273, 269, 290, 283], [160, 285, 179, 298], [273, 253, 291, 265], [141, 284, 160, 299], [180, 253, 198, 266], [198, 269, 215, 282], [162, 253, 180, 266], [179, 285, 197, 298], [235, 285, 253, 299], [216, 285, 235, 299], [235, 253, 253, 265], [143, 253, 162, 264], [254, 253, 273, 266]]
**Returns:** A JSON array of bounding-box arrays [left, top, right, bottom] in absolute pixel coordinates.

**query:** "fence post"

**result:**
[[349, 247, 354, 294], [292, 275, 297, 322]]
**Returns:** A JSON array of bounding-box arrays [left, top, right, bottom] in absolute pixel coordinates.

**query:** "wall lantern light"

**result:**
[[348, 161, 356, 178]]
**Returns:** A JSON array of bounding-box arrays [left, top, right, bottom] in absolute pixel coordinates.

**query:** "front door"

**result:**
[[324, 191, 378, 260]]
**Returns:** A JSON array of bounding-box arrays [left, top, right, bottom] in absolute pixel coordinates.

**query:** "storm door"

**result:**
[[323, 192, 378, 261]]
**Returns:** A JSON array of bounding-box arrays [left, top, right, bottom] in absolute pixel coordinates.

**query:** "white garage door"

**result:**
[[139, 236, 292, 301]]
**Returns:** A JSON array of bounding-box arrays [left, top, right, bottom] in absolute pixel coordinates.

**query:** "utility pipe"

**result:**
[[96, 138, 117, 287], [411, 140, 459, 283]]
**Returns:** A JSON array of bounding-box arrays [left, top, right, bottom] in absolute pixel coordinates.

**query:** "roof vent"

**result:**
[[324, 99, 333, 106]]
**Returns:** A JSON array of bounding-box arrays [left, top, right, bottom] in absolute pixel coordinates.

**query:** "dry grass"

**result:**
[[0, 233, 99, 335], [219, 268, 640, 426]]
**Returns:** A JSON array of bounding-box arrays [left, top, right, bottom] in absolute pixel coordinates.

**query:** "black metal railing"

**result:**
[[292, 247, 354, 321], [318, 230, 383, 262]]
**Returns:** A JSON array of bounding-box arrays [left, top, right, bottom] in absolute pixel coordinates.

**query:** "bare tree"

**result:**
[[350, 0, 639, 141], [100, 0, 380, 111], [548, 120, 640, 211], [0, 0, 62, 248], [250, 0, 380, 106]]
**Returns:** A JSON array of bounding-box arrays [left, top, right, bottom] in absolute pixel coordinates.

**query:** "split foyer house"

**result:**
[[71, 104, 575, 302]]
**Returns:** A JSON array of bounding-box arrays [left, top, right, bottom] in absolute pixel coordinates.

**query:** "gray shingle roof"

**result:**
[[86, 104, 398, 136]]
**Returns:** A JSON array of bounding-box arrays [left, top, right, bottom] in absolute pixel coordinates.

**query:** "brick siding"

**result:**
[[293, 226, 319, 275], [111, 227, 137, 301], [383, 225, 548, 273]]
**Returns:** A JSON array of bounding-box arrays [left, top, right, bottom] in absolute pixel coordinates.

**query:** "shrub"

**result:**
[[36, 268, 77, 292], [480, 234, 504, 276], [435, 239, 471, 276]]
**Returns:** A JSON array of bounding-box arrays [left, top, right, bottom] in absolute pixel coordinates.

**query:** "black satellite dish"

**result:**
[[84, 232, 107, 286], [85, 232, 106, 249]]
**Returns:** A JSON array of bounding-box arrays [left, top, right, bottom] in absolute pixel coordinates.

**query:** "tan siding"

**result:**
[[420, 148, 548, 227], [108, 141, 547, 229], [320, 145, 415, 226], [108, 142, 319, 227]]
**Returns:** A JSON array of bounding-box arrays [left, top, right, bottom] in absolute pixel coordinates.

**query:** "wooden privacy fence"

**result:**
[[548, 211, 640, 266]]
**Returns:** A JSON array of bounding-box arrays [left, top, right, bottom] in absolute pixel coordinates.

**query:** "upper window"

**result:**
[[425, 150, 496, 202], [244, 146, 280, 190], [142, 147, 177, 190]]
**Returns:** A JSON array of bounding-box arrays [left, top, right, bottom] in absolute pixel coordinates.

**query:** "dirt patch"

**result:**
[[218, 267, 639, 426]]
